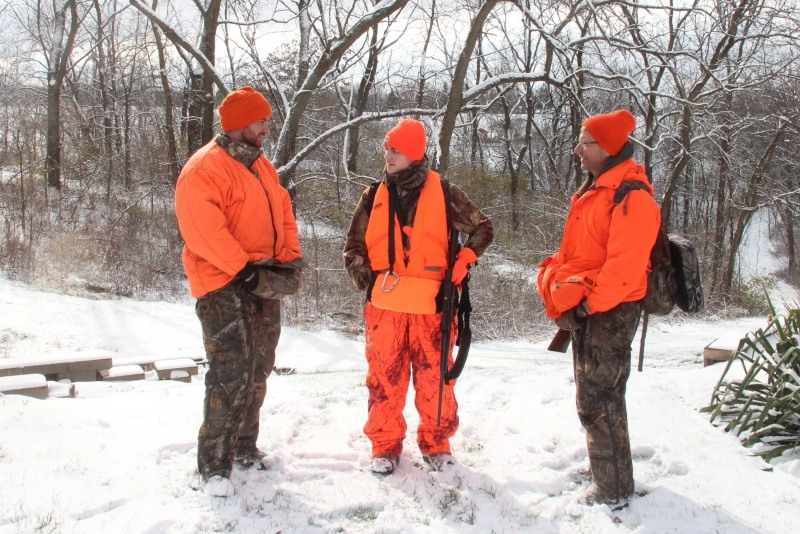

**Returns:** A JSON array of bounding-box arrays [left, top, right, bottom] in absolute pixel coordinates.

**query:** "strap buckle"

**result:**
[[380, 270, 400, 293]]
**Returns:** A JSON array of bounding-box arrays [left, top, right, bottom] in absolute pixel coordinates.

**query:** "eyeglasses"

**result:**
[[576, 140, 598, 148]]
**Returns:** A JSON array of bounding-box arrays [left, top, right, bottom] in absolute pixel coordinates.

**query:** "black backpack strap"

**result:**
[[613, 180, 651, 215], [363, 182, 380, 215]]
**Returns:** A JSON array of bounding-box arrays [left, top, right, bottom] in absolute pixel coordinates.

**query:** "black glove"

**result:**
[[237, 263, 259, 291], [554, 302, 589, 331]]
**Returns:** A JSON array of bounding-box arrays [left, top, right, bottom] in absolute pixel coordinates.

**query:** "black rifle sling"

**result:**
[[442, 179, 472, 382]]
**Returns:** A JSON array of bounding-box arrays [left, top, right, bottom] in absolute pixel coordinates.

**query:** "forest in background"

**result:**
[[0, 0, 799, 340]]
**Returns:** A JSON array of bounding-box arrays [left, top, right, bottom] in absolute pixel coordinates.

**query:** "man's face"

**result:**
[[384, 147, 414, 173], [232, 117, 271, 149], [574, 127, 609, 177]]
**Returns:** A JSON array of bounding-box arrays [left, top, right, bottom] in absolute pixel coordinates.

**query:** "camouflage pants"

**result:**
[[363, 302, 458, 457], [571, 301, 641, 499], [195, 281, 281, 479]]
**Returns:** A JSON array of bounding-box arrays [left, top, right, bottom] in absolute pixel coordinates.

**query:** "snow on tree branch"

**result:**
[[276, 108, 436, 178], [129, 0, 228, 93]]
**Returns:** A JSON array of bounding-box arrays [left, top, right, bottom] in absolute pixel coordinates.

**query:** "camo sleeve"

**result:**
[[342, 188, 375, 292], [448, 184, 494, 257]]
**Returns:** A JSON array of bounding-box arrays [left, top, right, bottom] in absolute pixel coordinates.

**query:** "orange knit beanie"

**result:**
[[382, 119, 427, 160], [218, 86, 272, 131], [582, 109, 636, 156]]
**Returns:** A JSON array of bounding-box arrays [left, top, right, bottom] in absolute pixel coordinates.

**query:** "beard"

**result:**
[[240, 128, 265, 149]]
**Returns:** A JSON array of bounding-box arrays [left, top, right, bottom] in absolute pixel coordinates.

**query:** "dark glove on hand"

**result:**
[[237, 263, 259, 291], [554, 302, 588, 331], [238, 262, 301, 299]]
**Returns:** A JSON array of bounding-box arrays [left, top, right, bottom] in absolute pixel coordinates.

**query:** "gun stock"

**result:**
[[436, 229, 459, 427], [547, 328, 572, 353]]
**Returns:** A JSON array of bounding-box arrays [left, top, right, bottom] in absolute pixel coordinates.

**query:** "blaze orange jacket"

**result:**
[[175, 140, 301, 298], [537, 158, 660, 318], [365, 171, 449, 281]]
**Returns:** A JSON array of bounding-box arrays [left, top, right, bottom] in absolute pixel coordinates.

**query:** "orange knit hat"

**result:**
[[218, 86, 272, 131], [382, 119, 427, 160], [582, 109, 636, 156]]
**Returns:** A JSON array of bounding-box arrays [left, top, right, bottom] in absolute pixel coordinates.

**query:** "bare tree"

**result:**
[[36, 0, 83, 196], [150, 0, 180, 184], [437, 0, 503, 173], [130, 0, 226, 153], [272, 0, 412, 184]]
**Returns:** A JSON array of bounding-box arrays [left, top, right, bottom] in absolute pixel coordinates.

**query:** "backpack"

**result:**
[[614, 180, 704, 371], [668, 234, 704, 313], [614, 181, 704, 316]]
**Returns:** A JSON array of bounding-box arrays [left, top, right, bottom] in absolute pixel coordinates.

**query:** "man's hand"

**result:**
[[237, 262, 301, 299], [237, 264, 259, 291], [554, 301, 589, 331], [354, 268, 375, 292], [451, 247, 477, 284]]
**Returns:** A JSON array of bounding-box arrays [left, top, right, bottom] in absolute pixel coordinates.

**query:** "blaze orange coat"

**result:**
[[537, 158, 660, 318], [175, 140, 301, 298], [365, 171, 449, 281]]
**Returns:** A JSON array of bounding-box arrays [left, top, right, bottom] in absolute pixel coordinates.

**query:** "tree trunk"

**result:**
[[438, 0, 501, 174], [345, 22, 380, 174], [186, 69, 205, 154], [415, 0, 436, 112], [151, 0, 180, 184], [92, 0, 116, 199], [710, 115, 731, 291], [784, 207, 795, 271], [200, 0, 221, 145], [183, 0, 221, 153], [45, 0, 80, 195]]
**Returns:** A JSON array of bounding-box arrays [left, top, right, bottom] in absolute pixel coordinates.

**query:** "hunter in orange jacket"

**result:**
[[537, 109, 660, 506], [175, 140, 301, 298], [537, 156, 660, 318], [175, 87, 302, 498]]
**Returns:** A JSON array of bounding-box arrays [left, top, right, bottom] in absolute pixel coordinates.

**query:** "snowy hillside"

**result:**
[[1, 276, 799, 533]]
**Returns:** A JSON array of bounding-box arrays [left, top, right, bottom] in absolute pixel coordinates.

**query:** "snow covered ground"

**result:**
[[1, 275, 799, 533]]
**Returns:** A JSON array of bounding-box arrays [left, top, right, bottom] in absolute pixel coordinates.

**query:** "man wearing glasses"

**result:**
[[536, 110, 660, 507]]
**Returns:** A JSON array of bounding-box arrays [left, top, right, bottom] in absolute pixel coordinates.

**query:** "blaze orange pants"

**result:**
[[363, 302, 459, 457]]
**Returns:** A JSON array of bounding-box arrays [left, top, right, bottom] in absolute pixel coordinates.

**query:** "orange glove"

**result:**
[[451, 247, 477, 284]]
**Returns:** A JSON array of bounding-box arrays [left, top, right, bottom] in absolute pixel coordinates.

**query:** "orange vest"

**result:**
[[365, 171, 449, 314]]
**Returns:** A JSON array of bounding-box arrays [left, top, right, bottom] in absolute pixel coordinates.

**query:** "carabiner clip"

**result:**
[[380, 270, 400, 293]]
